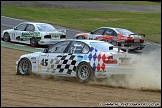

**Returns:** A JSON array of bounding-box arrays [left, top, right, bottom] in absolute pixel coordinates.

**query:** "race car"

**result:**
[[16, 39, 137, 83], [1, 22, 66, 46], [75, 27, 145, 50]]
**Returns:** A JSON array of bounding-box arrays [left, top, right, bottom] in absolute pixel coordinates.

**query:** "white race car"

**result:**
[[16, 39, 137, 83], [1, 22, 66, 46]]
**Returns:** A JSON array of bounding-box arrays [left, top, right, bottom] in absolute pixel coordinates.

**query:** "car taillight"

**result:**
[[140, 39, 144, 43], [60, 35, 66, 38], [103, 56, 117, 64], [44, 35, 51, 38], [125, 36, 133, 42]]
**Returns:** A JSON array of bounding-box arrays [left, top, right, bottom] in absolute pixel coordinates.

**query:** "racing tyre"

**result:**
[[3, 32, 10, 42], [77, 35, 85, 39], [30, 37, 38, 46], [76, 62, 94, 83], [17, 58, 32, 75]]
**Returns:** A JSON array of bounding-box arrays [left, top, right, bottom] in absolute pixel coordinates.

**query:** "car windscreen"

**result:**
[[116, 28, 134, 36], [36, 24, 56, 32], [90, 42, 114, 52]]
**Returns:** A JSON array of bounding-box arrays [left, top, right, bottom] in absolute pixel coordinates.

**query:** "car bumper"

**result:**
[[95, 65, 136, 78]]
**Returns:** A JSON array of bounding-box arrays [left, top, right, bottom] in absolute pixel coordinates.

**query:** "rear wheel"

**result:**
[[3, 32, 10, 42], [76, 62, 94, 83], [30, 37, 38, 46], [17, 58, 32, 75]]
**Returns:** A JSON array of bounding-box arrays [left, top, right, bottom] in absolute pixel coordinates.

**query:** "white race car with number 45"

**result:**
[[16, 39, 137, 83], [1, 22, 66, 46]]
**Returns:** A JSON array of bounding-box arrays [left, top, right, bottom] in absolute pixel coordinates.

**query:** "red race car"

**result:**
[[75, 27, 145, 50]]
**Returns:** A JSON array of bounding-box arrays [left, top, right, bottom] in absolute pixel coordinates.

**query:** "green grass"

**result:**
[[1, 5, 161, 43]]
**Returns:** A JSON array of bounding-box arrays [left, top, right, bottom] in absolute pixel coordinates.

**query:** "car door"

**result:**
[[11, 23, 27, 40], [103, 28, 118, 42], [38, 41, 71, 74], [21, 24, 36, 41], [88, 28, 106, 40], [63, 41, 89, 76]]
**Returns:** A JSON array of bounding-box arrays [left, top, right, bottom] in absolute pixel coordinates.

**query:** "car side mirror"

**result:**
[[14, 27, 17, 30], [90, 31, 93, 34], [43, 48, 48, 53]]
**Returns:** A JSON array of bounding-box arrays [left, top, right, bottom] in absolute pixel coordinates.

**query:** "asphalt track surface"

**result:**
[[1, 16, 161, 55]]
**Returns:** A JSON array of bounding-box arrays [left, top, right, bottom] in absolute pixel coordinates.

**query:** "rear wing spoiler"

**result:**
[[129, 34, 145, 37], [57, 29, 66, 34]]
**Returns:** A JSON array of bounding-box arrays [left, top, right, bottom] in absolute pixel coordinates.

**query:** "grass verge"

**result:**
[[1, 5, 161, 43]]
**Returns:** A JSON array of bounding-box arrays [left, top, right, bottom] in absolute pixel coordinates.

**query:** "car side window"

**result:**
[[37, 25, 43, 31], [15, 23, 27, 31], [48, 41, 70, 53], [68, 41, 89, 54], [82, 45, 89, 53], [92, 28, 105, 35], [104, 29, 117, 36], [112, 30, 118, 36], [25, 24, 35, 32]]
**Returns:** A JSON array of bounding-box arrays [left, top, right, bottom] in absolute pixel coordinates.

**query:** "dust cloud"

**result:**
[[104, 49, 161, 91]]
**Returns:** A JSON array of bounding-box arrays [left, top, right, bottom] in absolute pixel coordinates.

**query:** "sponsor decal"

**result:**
[[22, 32, 40, 37], [38, 65, 42, 70], [33, 66, 37, 69], [31, 57, 36, 61]]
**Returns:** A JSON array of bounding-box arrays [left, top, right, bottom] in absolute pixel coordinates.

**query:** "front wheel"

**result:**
[[30, 37, 38, 46], [76, 62, 94, 83], [3, 32, 10, 42], [17, 58, 32, 75], [77, 35, 85, 39]]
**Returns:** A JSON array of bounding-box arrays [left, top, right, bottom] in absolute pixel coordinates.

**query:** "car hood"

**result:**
[[2, 29, 13, 33], [76, 33, 89, 36], [20, 52, 43, 58], [75, 33, 90, 39]]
